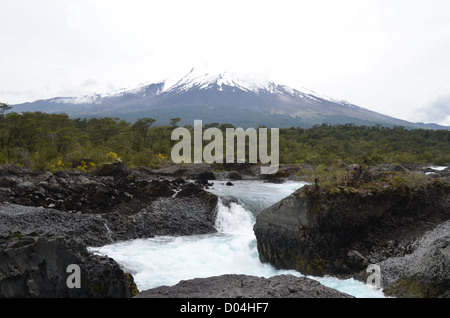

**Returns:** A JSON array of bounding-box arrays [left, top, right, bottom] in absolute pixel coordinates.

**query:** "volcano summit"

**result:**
[[11, 68, 448, 129]]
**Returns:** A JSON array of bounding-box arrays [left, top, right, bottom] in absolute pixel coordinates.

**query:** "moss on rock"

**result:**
[[383, 278, 439, 298]]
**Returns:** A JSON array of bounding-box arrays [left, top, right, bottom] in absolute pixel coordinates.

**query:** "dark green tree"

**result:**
[[0, 103, 12, 150], [131, 117, 156, 152], [170, 117, 181, 128]]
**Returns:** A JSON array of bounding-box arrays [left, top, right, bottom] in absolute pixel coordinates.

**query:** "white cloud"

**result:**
[[66, 4, 81, 30], [415, 88, 450, 126], [1, 0, 450, 125]]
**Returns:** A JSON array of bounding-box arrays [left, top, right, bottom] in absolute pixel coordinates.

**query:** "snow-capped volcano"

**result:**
[[161, 68, 276, 94], [10, 68, 445, 129], [160, 67, 342, 102]]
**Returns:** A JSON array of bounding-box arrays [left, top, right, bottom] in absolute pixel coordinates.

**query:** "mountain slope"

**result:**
[[11, 68, 449, 129]]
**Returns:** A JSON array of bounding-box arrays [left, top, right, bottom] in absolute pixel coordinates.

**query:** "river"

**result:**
[[89, 180, 385, 298]]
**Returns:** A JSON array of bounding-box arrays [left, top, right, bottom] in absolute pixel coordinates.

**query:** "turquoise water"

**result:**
[[90, 180, 385, 298]]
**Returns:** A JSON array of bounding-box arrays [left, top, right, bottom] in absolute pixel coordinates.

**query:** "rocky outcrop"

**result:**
[[0, 162, 217, 215], [0, 191, 218, 248], [253, 168, 450, 297], [379, 220, 450, 298], [0, 163, 219, 298], [152, 163, 217, 180], [0, 232, 137, 298], [93, 161, 132, 180], [0, 203, 112, 247], [0, 163, 219, 244], [103, 192, 218, 241], [0, 180, 218, 297], [135, 274, 353, 298], [423, 166, 450, 182]]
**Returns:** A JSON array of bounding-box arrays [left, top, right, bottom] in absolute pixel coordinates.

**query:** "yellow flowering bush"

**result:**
[[76, 160, 96, 172], [50, 159, 65, 171], [156, 153, 167, 161], [107, 152, 119, 159]]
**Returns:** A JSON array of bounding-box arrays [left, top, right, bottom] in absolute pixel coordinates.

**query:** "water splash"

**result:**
[[89, 180, 385, 298]]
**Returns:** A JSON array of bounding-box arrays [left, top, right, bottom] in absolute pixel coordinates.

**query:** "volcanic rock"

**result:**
[[135, 274, 353, 298]]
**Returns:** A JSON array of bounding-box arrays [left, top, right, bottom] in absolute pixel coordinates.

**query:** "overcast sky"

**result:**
[[1, 0, 450, 125]]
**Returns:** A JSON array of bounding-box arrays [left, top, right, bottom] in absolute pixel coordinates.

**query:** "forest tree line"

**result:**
[[0, 107, 449, 172]]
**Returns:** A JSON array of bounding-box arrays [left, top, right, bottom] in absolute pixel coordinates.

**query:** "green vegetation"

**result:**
[[125, 273, 140, 297], [0, 107, 449, 172], [279, 124, 450, 166], [300, 164, 349, 190], [383, 277, 438, 298], [0, 111, 173, 171], [299, 162, 434, 197]]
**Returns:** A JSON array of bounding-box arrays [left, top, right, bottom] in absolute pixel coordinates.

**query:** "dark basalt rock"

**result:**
[[253, 169, 450, 297], [0, 232, 137, 298], [135, 274, 354, 298], [0, 164, 219, 242], [144, 179, 175, 197], [0, 163, 220, 298], [0, 190, 218, 248], [227, 171, 243, 180], [379, 220, 450, 298], [0, 164, 31, 177], [176, 182, 205, 198], [93, 161, 131, 180], [0, 163, 218, 217], [153, 163, 216, 179]]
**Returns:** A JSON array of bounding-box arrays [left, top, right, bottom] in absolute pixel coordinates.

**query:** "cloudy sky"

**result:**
[[1, 0, 450, 125]]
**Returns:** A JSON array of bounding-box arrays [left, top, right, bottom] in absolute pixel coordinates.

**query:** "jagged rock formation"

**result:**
[[380, 220, 450, 298], [0, 232, 137, 298], [0, 163, 219, 298], [253, 167, 450, 297], [135, 274, 353, 298]]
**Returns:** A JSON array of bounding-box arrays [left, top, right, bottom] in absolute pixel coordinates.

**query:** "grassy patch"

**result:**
[[300, 164, 435, 196]]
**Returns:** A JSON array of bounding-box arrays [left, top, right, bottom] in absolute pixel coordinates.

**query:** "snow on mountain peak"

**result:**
[[161, 67, 274, 93], [157, 66, 347, 106], [51, 65, 347, 108]]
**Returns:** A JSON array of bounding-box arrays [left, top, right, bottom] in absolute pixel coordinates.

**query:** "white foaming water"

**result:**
[[89, 180, 385, 298], [427, 166, 448, 171]]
